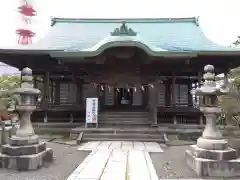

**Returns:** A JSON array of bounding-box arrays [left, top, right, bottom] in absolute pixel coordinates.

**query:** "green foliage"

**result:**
[[232, 36, 240, 46], [219, 71, 240, 126], [0, 75, 21, 110], [0, 75, 20, 89]]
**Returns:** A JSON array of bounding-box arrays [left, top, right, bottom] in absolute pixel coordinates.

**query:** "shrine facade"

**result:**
[[1, 17, 240, 126]]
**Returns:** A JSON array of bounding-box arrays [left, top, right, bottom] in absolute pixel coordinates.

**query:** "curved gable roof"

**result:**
[[1, 17, 240, 56]]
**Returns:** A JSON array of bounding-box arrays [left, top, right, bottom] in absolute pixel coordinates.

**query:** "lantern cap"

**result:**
[[22, 67, 32, 76], [195, 65, 229, 96], [204, 64, 214, 73]]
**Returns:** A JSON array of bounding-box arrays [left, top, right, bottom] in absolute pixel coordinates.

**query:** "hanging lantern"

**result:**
[[16, 29, 35, 45], [18, 4, 36, 24], [17, 0, 36, 45], [18, 4, 36, 16]]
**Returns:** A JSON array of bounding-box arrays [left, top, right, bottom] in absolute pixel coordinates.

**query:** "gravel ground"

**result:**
[[0, 142, 89, 180], [150, 145, 198, 179], [150, 145, 240, 179], [1, 139, 240, 180]]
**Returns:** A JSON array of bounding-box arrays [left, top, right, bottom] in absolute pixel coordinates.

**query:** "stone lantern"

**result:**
[[185, 65, 240, 177], [0, 67, 53, 170]]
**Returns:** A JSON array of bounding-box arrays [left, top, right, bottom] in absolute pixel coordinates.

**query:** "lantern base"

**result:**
[[0, 146, 53, 170], [10, 134, 39, 146], [185, 144, 240, 177], [197, 137, 228, 150], [0, 135, 53, 170]]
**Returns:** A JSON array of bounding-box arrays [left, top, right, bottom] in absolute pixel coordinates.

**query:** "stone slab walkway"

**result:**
[[66, 141, 163, 180]]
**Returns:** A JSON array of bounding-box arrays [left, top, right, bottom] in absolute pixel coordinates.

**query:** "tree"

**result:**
[[219, 70, 240, 126], [220, 38, 240, 125], [232, 36, 240, 47], [0, 75, 21, 110]]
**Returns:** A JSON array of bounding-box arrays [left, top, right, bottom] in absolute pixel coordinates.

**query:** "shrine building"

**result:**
[[1, 17, 240, 128]]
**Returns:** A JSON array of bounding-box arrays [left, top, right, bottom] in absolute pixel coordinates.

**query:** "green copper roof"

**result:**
[[2, 17, 240, 57]]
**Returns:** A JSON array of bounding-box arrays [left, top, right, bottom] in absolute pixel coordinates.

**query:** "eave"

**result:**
[[197, 51, 240, 56], [0, 49, 62, 55], [1, 49, 240, 58]]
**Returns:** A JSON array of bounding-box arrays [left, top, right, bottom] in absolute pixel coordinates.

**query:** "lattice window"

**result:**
[[171, 84, 189, 106], [60, 83, 77, 103], [157, 84, 165, 106]]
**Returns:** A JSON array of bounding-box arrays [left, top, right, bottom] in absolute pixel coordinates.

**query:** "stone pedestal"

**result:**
[[185, 141, 240, 177], [0, 139, 53, 170], [185, 65, 240, 177], [0, 67, 53, 170]]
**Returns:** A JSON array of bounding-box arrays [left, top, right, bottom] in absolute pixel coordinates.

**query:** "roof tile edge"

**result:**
[[50, 16, 199, 26]]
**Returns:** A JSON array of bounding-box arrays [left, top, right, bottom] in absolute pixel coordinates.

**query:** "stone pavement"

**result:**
[[67, 141, 163, 180], [0, 141, 224, 180]]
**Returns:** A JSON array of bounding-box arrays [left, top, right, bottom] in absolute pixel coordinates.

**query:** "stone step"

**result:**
[[71, 127, 165, 141], [71, 128, 163, 134], [99, 114, 148, 117], [99, 117, 148, 120], [100, 117, 148, 120], [99, 120, 150, 125], [99, 117, 148, 121], [34, 127, 73, 134], [101, 111, 147, 115], [33, 123, 83, 128], [84, 133, 163, 139], [81, 137, 165, 143], [32, 118, 85, 123]]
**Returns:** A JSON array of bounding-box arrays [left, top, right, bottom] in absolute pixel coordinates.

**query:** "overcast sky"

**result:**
[[0, 0, 240, 74], [0, 0, 240, 46]]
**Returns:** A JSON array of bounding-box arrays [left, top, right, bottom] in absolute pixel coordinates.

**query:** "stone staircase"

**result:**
[[98, 111, 151, 127], [71, 127, 165, 144], [70, 110, 165, 143]]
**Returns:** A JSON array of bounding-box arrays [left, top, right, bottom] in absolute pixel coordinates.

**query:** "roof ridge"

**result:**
[[51, 16, 199, 26]]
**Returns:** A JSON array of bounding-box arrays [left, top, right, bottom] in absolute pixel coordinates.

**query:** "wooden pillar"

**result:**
[[99, 83, 105, 108], [171, 74, 176, 106], [50, 79, 54, 103], [171, 74, 177, 124], [43, 72, 50, 123], [165, 81, 171, 106], [55, 80, 60, 104], [188, 80, 192, 106], [153, 85, 158, 125], [198, 71, 203, 125], [43, 72, 50, 106], [152, 84, 158, 125], [75, 79, 83, 106], [149, 85, 157, 125]]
